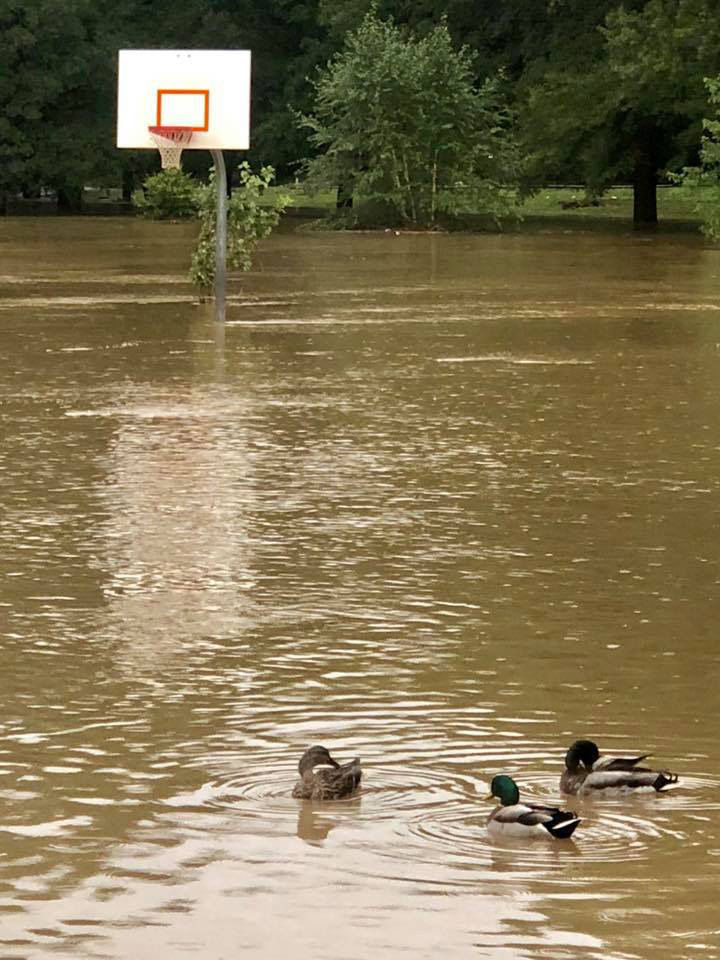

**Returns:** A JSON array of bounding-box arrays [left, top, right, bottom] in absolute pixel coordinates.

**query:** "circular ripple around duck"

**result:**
[[353, 765, 481, 818], [399, 769, 691, 868], [629, 774, 720, 812], [163, 765, 715, 869], [163, 763, 480, 825], [520, 771, 720, 812], [163, 774, 298, 821]]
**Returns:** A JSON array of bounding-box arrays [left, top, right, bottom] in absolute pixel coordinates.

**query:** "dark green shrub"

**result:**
[[132, 169, 200, 219]]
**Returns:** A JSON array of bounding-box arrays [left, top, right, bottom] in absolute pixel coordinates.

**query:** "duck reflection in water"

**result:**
[[296, 797, 362, 846], [292, 746, 362, 800]]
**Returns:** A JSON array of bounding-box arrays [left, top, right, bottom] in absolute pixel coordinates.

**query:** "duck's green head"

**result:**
[[487, 775, 520, 806], [565, 739, 600, 772]]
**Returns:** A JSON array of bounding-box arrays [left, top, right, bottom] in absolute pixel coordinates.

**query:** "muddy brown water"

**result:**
[[1, 216, 719, 959]]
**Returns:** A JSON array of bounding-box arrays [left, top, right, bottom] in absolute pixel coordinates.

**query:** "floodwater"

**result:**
[[1, 215, 719, 960]]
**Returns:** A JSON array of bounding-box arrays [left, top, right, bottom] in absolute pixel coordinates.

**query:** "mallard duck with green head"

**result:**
[[292, 745, 362, 800], [486, 775, 581, 839], [560, 739, 679, 795]]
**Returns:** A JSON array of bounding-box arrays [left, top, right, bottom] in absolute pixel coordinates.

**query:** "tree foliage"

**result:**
[[301, 12, 522, 226], [672, 78, 720, 241], [519, 0, 720, 223], [189, 162, 290, 292], [132, 169, 200, 219], [0, 0, 118, 209], [4, 0, 720, 230]]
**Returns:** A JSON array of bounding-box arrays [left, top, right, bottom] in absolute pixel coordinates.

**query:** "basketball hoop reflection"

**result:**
[[95, 382, 256, 668]]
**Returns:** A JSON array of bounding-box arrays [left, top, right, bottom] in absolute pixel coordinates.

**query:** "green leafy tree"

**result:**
[[0, 0, 122, 212], [190, 162, 290, 293], [520, 0, 720, 225], [300, 12, 523, 227], [673, 77, 720, 240]]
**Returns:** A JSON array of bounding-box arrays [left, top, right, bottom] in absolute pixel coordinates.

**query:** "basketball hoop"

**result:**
[[148, 126, 194, 169]]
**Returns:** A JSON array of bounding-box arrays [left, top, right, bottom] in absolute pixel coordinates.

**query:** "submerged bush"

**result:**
[[189, 162, 290, 292], [132, 169, 200, 220]]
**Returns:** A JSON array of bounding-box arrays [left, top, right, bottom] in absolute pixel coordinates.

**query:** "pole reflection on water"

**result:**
[[0, 217, 719, 959]]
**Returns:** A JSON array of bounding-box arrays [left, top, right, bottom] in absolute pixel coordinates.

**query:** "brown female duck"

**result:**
[[292, 745, 362, 800]]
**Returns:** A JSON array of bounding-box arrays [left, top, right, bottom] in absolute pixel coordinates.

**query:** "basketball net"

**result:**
[[148, 126, 194, 170]]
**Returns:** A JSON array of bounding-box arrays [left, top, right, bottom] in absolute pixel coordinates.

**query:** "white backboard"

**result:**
[[117, 50, 251, 150]]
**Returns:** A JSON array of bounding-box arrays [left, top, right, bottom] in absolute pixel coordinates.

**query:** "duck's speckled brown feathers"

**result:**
[[292, 746, 362, 800]]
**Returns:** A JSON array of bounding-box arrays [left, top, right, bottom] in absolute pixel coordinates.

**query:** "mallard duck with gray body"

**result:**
[[560, 739, 679, 795], [292, 745, 362, 800], [486, 775, 580, 839]]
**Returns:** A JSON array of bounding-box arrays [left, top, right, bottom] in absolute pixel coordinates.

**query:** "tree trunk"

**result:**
[[0, 191, 7, 216], [401, 152, 416, 224], [56, 185, 83, 213], [336, 180, 354, 209], [122, 168, 135, 203], [430, 153, 438, 226], [632, 148, 657, 228]]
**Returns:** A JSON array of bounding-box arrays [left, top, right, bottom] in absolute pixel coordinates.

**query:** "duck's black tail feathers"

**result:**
[[654, 771, 679, 791], [543, 813, 581, 839]]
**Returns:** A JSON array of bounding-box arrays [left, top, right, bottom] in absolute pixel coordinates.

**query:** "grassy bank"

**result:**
[[5, 182, 707, 227], [273, 183, 704, 225], [519, 185, 700, 221]]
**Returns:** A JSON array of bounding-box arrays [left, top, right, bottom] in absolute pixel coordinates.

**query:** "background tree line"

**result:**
[[2, 0, 720, 224]]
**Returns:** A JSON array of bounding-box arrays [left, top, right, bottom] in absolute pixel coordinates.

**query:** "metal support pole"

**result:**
[[210, 149, 227, 325]]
